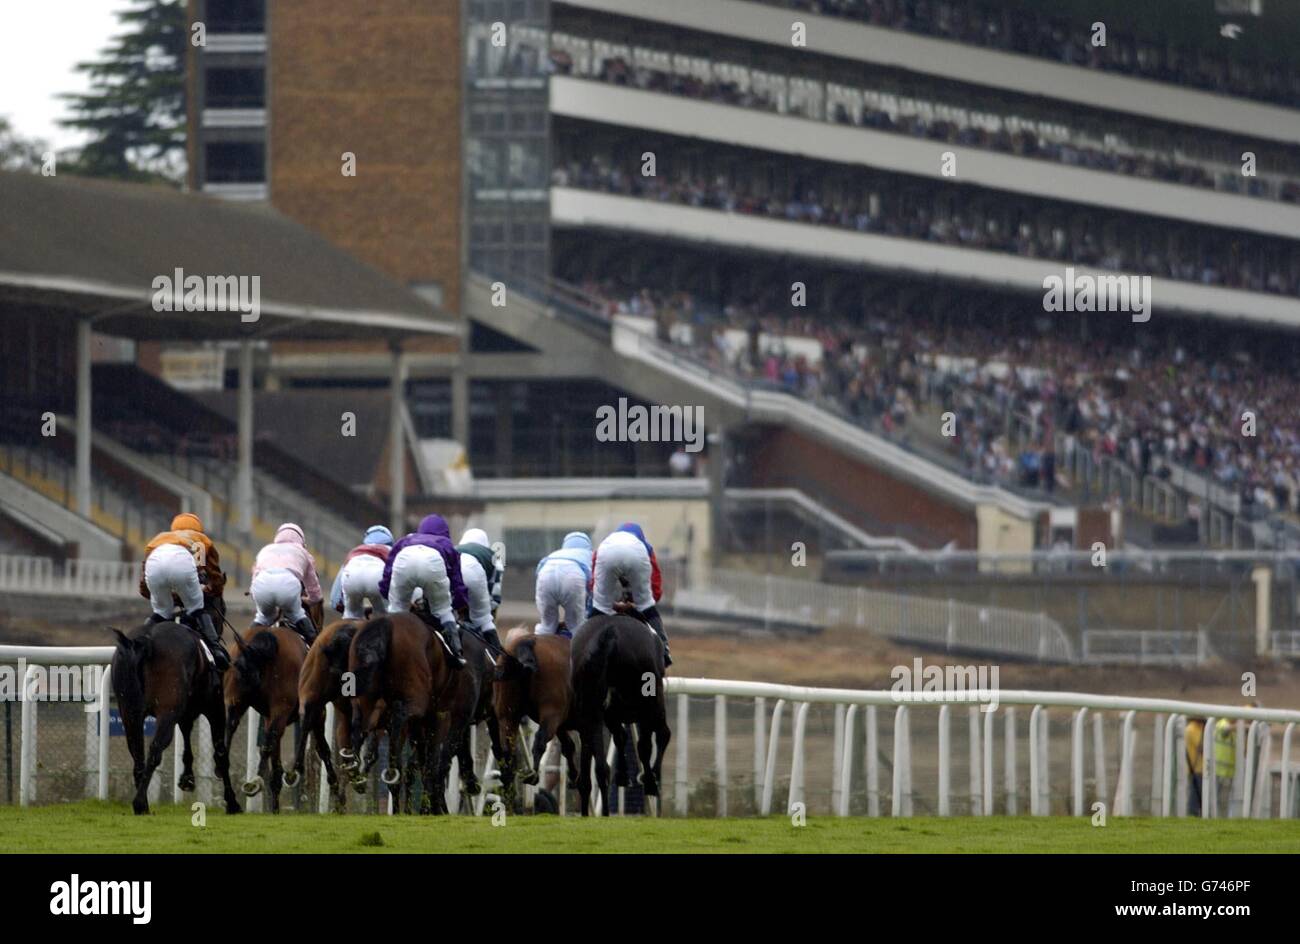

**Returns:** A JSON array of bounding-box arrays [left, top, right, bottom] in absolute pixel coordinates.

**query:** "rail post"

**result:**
[[937, 704, 950, 816], [675, 692, 689, 815], [787, 702, 809, 814], [760, 698, 784, 815], [1071, 707, 1087, 816], [838, 704, 857, 817]]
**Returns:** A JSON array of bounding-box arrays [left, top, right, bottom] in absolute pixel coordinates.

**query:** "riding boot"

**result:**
[[291, 615, 318, 646], [440, 619, 467, 669], [144, 612, 168, 626], [190, 611, 231, 672], [481, 627, 502, 652], [640, 605, 672, 667]]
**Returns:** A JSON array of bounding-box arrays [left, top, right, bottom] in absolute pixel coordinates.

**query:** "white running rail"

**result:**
[[4, 644, 1298, 820], [0, 555, 139, 598], [675, 568, 1074, 662]]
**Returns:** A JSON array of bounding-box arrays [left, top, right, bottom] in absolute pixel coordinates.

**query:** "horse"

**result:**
[[426, 627, 502, 814], [109, 596, 241, 816], [347, 610, 457, 813], [570, 612, 671, 817], [223, 621, 308, 813], [493, 626, 578, 806], [286, 617, 362, 811]]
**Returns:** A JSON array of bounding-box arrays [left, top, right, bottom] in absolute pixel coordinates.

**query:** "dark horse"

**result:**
[[110, 598, 241, 816], [287, 617, 361, 811], [493, 627, 578, 806], [223, 622, 309, 813], [348, 611, 456, 812], [570, 612, 671, 816], [427, 627, 502, 814]]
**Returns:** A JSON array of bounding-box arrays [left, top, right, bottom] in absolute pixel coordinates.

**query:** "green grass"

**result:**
[[3, 802, 1300, 853]]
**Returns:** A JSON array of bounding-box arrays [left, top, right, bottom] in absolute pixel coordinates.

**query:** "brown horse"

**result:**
[[570, 612, 671, 816], [110, 597, 241, 816], [426, 628, 502, 814], [347, 611, 456, 812], [286, 618, 362, 810], [493, 627, 578, 806], [223, 622, 308, 813]]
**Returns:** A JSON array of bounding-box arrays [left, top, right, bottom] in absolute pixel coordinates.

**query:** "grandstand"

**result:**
[[5, 0, 1300, 861]]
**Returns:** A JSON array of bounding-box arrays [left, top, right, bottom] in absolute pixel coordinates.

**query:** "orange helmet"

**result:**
[[171, 512, 204, 533]]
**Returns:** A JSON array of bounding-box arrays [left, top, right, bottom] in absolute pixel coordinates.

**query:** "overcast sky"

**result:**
[[0, 0, 135, 148]]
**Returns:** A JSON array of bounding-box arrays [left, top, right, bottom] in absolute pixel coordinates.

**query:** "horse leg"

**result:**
[[577, 725, 595, 817], [652, 710, 672, 808], [205, 695, 241, 814], [606, 714, 631, 788], [459, 726, 481, 798], [558, 730, 580, 782], [263, 716, 288, 814], [525, 720, 554, 787], [383, 702, 408, 804], [635, 719, 658, 800], [289, 696, 319, 789], [136, 711, 178, 814], [309, 706, 344, 813], [121, 702, 149, 815], [177, 716, 196, 792], [592, 724, 612, 817]]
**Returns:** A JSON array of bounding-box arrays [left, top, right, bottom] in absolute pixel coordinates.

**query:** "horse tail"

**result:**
[[233, 632, 279, 678], [108, 627, 151, 709], [497, 635, 539, 682], [351, 617, 392, 698], [576, 622, 617, 718]]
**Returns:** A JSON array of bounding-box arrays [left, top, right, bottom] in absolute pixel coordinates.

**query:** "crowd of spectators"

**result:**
[[552, 153, 1300, 297], [550, 40, 1299, 205], [575, 274, 1300, 515], [774, 0, 1300, 108]]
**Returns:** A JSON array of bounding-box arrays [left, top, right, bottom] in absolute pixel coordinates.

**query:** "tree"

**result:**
[[0, 117, 50, 173], [59, 0, 187, 184]]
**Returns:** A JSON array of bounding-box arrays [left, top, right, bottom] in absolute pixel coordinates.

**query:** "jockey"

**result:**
[[379, 513, 468, 667], [457, 527, 503, 651], [590, 523, 671, 665], [250, 522, 323, 644], [534, 531, 592, 637], [329, 525, 393, 620], [141, 512, 229, 670]]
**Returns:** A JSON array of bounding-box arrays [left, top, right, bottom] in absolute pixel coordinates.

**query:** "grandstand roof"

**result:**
[[0, 171, 461, 341]]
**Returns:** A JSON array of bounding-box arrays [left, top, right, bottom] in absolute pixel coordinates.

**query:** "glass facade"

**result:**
[[464, 0, 552, 283]]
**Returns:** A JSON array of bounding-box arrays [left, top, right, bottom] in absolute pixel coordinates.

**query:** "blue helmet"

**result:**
[[363, 525, 393, 546], [617, 522, 653, 556], [561, 531, 592, 551]]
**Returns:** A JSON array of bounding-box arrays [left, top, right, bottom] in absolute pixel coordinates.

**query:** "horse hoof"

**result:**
[[132, 799, 149, 816], [242, 777, 264, 797], [282, 770, 301, 788], [351, 778, 368, 795], [226, 803, 243, 815], [178, 774, 196, 792], [380, 767, 401, 786], [338, 748, 356, 768], [463, 779, 482, 797], [522, 771, 539, 787]]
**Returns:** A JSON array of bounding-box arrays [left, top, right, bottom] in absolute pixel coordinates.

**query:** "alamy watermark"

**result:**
[[890, 658, 1000, 712], [1042, 266, 1151, 323], [151, 267, 261, 323], [595, 397, 704, 453], [0, 659, 105, 712]]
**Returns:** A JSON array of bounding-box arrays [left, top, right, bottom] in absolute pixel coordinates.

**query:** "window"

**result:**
[[205, 0, 265, 33], [204, 141, 265, 183], [204, 68, 265, 109]]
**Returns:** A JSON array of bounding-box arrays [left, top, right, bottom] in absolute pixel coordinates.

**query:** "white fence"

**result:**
[[675, 569, 1075, 662], [1081, 630, 1211, 666], [0, 555, 139, 598], [5, 644, 1299, 819]]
